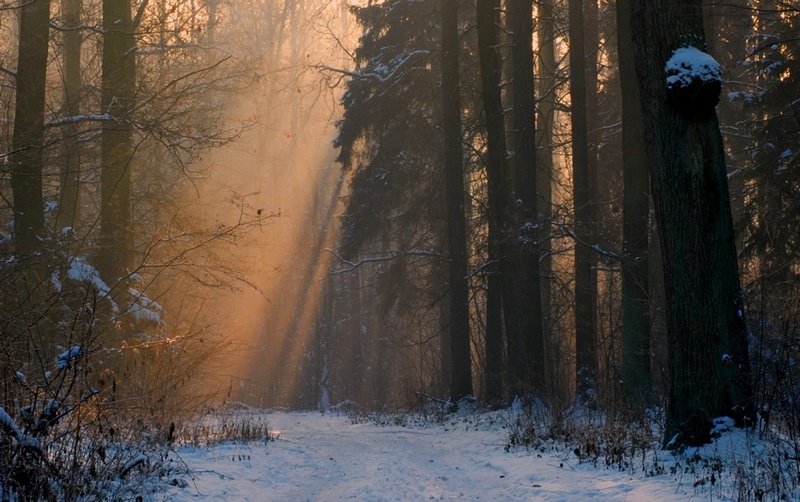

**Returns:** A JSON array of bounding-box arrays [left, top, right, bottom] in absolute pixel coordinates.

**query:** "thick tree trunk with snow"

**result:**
[[630, 0, 754, 446]]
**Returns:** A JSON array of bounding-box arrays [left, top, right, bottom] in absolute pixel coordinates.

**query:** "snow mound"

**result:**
[[665, 46, 721, 89]]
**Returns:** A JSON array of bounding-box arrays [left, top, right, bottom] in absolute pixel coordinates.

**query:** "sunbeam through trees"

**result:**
[[1, 0, 800, 499]]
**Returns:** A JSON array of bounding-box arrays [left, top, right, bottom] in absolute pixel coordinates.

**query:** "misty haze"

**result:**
[[1, 0, 798, 500]]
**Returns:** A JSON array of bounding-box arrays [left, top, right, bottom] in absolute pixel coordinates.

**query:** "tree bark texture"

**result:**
[[630, 0, 754, 446]]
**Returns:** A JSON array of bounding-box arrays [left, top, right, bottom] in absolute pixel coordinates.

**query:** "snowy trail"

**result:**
[[165, 411, 695, 501], [263, 414, 532, 501]]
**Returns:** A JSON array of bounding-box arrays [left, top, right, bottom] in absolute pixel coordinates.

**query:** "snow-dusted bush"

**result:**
[[0, 246, 230, 499], [0, 306, 167, 499]]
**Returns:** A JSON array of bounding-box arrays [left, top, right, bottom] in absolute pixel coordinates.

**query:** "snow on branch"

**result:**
[[56, 346, 82, 370], [128, 288, 165, 325], [316, 50, 430, 85], [48, 21, 104, 35], [555, 221, 623, 263], [45, 113, 112, 128], [328, 248, 444, 275], [65, 257, 119, 313], [0, 406, 40, 451]]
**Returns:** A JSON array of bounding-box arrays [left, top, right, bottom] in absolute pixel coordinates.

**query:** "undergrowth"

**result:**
[[504, 400, 799, 501], [178, 404, 274, 447]]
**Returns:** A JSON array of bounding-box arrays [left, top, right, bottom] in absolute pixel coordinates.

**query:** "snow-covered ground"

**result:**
[[161, 409, 759, 501]]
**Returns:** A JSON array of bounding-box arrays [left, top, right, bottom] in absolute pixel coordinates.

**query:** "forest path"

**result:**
[[166, 411, 690, 501], [261, 412, 540, 501]]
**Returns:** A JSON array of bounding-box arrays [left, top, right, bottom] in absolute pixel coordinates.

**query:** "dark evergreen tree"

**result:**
[[334, 0, 467, 403], [335, 0, 444, 259], [736, 4, 800, 288]]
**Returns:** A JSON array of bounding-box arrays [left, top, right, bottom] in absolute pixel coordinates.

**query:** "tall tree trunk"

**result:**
[[348, 270, 364, 402], [100, 0, 135, 284], [442, 0, 473, 402], [617, 0, 651, 403], [508, 0, 545, 396], [12, 0, 51, 261], [10, 0, 53, 363], [375, 231, 391, 407], [569, 0, 597, 400], [477, 0, 511, 403], [317, 274, 334, 412], [57, 0, 82, 233], [535, 0, 557, 398], [484, 261, 504, 400], [372, 231, 392, 409], [631, 0, 754, 447], [206, 0, 218, 44], [584, 0, 599, 361]]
